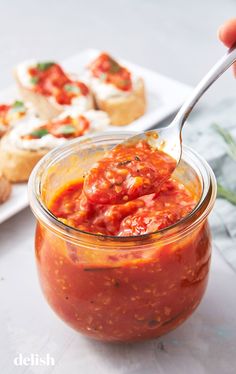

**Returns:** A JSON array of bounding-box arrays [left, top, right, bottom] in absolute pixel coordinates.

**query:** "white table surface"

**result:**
[[1, 209, 236, 374], [1, 1, 236, 373]]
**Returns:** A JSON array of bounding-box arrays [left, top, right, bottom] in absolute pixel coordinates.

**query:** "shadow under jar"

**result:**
[[28, 132, 216, 342]]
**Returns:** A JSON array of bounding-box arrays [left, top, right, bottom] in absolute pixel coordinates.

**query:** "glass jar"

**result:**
[[28, 132, 216, 342]]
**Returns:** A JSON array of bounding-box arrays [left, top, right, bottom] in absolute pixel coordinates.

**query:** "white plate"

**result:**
[[0, 48, 192, 224], [65, 49, 192, 131]]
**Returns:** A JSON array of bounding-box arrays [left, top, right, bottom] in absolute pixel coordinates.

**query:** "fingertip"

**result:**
[[233, 63, 236, 78], [218, 18, 236, 48]]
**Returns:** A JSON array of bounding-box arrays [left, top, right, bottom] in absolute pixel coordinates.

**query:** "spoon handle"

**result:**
[[173, 43, 236, 130]]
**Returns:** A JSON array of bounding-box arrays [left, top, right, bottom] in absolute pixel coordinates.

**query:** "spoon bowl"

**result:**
[[122, 123, 181, 173]]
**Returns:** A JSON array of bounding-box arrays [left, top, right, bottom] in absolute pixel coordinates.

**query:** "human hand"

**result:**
[[218, 18, 236, 76]]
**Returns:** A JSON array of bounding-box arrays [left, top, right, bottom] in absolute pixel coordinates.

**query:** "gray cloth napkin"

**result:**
[[183, 98, 236, 271]]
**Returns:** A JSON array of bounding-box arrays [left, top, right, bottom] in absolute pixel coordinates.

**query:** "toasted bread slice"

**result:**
[[14, 61, 94, 120], [94, 77, 146, 126], [0, 172, 12, 203], [0, 107, 110, 182], [0, 134, 47, 182], [14, 75, 62, 120], [0, 100, 35, 138], [88, 53, 146, 125]]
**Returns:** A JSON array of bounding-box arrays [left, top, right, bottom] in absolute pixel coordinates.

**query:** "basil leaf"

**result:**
[[118, 79, 130, 88], [100, 73, 107, 81], [11, 100, 25, 112], [36, 62, 55, 71], [64, 84, 80, 94], [56, 125, 76, 135], [30, 128, 49, 138], [12, 100, 24, 109], [30, 76, 39, 85], [109, 59, 121, 73]]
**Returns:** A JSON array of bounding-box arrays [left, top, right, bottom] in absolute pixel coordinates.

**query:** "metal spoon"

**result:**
[[123, 43, 236, 171], [84, 44, 236, 205]]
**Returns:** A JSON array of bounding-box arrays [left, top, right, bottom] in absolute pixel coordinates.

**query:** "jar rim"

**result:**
[[28, 131, 217, 248]]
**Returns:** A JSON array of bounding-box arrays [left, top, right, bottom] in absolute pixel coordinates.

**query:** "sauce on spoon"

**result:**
[[83, 139, 176, 205]]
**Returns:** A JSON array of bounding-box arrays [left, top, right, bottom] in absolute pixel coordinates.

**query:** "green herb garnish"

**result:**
[[56, 125, 76, 135], [117, 160, 132, 166], [64, 84, 80, 94], [99, 73, 107, 81], [213, 123, 236, 161], [30, 128, 49, 138], [11, 100, 25, 112], [36, 62, 55, 71], [12, 100, 24, 108], [217, 183, 236, 205], [118, 79, 129, 88], [109, 58, 121, 74], [30, 76, 39, 85], [83, 266, 120, 271]]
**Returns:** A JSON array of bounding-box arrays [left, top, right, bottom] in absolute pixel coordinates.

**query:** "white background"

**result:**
[[0, 0, 235, 104]]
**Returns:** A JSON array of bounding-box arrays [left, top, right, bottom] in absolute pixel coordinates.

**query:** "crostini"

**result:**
[[15, 61, 94, 120], [86, 53, 146, 126], [0, 108, 110, 182], [0, 100, 35, 137], [0, 172, 11, 204]]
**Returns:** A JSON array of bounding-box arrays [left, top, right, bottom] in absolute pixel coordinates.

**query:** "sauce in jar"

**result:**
[[50, 177, 196, 236], [30, 134, 216, 342]]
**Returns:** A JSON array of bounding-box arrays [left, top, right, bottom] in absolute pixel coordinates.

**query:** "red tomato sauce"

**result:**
[[36, 142, 211, 342], [36, 211, 211, 342], [50, 177, 196, 236], [0, 102, 26, 129], [22, 114, 90, 140], [83, 140, 177, 205], [28, 63, 89, 105], [50, 141, 193, 236], [90, 53, 132, 91], [0, 104, 11, 125]]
